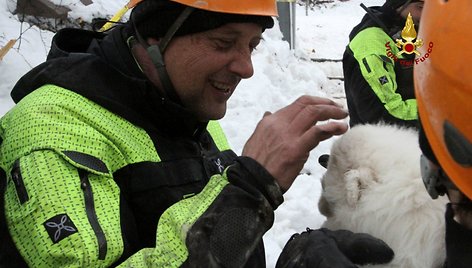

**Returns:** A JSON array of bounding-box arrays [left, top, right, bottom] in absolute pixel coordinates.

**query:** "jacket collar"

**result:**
[[11, 25, 208, 138]]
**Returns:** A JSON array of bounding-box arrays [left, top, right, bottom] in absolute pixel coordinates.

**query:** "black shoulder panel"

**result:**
[[62, 150, 109, 173]]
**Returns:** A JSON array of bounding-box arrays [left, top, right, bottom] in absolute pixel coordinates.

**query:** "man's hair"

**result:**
[[382, 0, 410, 10]]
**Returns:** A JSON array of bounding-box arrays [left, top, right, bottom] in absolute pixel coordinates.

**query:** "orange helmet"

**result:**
[[414, 0, 472, 199], [171, 0, 278, 16], [101, 0, 277, 32], [130, 0, 277, 16], [131, 0, 277, 49]]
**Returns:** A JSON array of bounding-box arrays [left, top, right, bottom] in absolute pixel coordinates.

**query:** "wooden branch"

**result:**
[[311, 58, 342, 62], [327, 76, 344, 81], [0, 39, 17, 61]]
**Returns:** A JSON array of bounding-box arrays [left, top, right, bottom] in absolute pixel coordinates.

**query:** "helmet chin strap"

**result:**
[[131, 6, 194, 104]]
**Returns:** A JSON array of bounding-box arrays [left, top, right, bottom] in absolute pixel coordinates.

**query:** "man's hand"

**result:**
[[242, 95, 348, 191], [275, 228, 394, 268]]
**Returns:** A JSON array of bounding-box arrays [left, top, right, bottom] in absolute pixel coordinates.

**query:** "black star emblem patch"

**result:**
[[43, 214, 78, 243], [379, 76, 388, 85]]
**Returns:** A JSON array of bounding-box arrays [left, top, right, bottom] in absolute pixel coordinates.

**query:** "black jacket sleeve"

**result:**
[[182, 156, 284, 268], [444, 203, 472, 268]]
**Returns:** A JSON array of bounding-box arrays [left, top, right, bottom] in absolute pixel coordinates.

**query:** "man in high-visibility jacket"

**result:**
[[0, 0, 351, 266], [343, 0, 424, 128]]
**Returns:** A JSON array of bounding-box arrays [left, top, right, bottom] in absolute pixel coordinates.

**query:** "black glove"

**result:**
[[275, 228, 394, 268]]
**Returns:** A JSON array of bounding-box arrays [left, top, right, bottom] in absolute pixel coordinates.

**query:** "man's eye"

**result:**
[[249, 38, 262, 53], [215, 39, 234, 50]]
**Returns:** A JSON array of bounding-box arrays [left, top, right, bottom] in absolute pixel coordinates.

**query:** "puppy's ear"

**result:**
[[344, 168, 375, 207]]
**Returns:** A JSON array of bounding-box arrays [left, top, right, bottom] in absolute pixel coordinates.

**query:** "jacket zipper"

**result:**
[[79, 169, 107, 260], [11, 160, 29, 204]]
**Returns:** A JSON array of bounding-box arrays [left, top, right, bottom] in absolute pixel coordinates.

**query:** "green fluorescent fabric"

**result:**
[[0, 84, 232, 267], [349, 27, 418, 120]]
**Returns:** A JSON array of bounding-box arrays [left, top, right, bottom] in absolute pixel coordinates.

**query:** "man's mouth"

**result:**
[[211, 81, 232, 94]]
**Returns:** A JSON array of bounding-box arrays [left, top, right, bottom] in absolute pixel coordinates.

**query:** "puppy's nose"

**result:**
[[318, 154, 330, 169]]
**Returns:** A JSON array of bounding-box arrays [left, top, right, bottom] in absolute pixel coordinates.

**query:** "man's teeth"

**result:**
[[213, 82, 231, 92]]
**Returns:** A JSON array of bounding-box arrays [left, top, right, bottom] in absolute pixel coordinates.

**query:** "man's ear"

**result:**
[[344, 167, 376, 207], [129, 39, 166, 95]]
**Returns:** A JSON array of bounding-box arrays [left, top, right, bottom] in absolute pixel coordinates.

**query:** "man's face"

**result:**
[[399, 0, 424, 25], [161, 22, 263, 121]]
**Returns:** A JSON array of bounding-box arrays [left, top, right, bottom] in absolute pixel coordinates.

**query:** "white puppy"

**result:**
[[318, 124, 448, 268]]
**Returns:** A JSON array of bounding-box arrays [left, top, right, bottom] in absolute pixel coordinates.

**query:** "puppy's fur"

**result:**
[[318, 124, 448, 268]]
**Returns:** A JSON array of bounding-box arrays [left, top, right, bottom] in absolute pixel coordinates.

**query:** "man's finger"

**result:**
[[299, 121, 349, 150], [275, 95, 344, 122], [289, 104, 348, 134]]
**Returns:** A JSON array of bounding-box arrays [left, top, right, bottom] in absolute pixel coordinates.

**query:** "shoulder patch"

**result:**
[[379, 76, 389, 85], [43, 214, 78, 243]]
